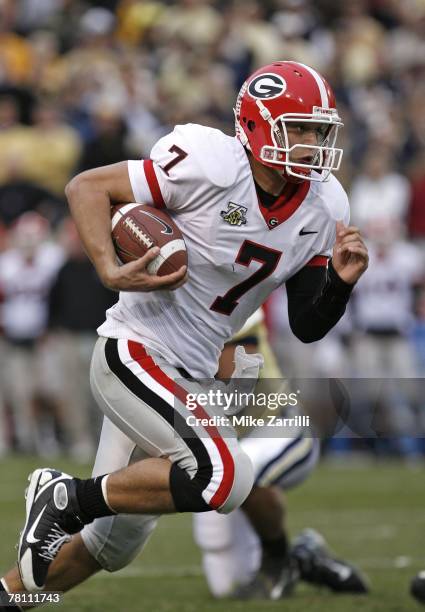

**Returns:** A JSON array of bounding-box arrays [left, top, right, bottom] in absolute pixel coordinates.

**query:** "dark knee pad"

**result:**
[[169, 463, 211, 512]]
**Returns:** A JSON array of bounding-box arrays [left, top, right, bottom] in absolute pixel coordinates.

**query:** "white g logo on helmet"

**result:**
[[248, 73, 287, 100]]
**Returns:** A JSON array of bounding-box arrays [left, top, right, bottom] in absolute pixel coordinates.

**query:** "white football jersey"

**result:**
[[98, 124, 349, 377]]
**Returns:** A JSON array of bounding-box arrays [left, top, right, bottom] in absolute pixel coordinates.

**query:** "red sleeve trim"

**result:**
[[306, 255, 328, 267], [143, 159, 166, 209]]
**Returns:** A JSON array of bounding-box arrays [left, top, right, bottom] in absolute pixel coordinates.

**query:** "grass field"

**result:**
[[1, 455, 424, 611]]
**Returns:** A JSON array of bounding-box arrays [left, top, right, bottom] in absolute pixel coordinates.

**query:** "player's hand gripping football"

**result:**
[[332, 221, 368, 285], [103, 247, 188, 292]]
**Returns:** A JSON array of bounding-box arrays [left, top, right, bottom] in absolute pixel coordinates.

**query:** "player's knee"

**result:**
[[99, 530, 151, 573], [216, 449, 254, 514], [81, 515, 157, 573], [169, 463, 211, 512], [169, 449, 254, 514], [102, 554, 133, 572]]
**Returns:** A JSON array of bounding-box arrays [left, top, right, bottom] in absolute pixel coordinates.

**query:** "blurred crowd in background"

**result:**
[[0, 0, 424, 460]]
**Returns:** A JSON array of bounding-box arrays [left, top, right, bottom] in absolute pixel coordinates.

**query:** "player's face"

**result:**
[[249, 121, 330, 191], [270, 121, 330, 183], [285, 122, 329, 163]]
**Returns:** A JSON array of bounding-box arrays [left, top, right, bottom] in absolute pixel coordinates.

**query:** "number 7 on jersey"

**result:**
[[210, 240, 282, 315]]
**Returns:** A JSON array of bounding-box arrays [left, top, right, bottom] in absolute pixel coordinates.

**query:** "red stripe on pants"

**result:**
[[127, 340, 235, 510]]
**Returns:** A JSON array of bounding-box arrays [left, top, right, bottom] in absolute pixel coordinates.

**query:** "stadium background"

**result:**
[[0, 0, 424, 610]]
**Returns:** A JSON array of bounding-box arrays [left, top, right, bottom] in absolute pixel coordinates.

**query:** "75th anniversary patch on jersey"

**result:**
[[220, 202, 248, 226]]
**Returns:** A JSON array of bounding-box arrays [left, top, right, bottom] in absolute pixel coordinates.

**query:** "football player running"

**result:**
[[0, 61, 368, 608]]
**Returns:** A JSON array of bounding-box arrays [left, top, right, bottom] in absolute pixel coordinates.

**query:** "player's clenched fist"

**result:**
[[332, 221, 368, 285]]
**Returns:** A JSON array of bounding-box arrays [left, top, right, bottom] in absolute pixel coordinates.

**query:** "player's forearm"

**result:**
[[289, 301, 346, 343], [65, 173, 117, 286], [286, 261, 353, 342]]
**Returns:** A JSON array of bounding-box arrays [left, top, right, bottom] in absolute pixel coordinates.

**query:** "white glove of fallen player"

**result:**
[[223, 345, 264, 416], [231, 344, 264, 380]]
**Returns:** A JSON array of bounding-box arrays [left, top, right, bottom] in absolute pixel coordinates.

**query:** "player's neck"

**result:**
[[248, 152, 286, 196]]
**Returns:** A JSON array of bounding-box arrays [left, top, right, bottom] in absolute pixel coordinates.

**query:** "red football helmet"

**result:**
[[234, 61, 343, 182]]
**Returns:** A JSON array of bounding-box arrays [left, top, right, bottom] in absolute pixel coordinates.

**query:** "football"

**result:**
[[111, 203, 187, 276]]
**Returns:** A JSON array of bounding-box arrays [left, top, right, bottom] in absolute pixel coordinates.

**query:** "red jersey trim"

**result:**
[[306, 255, 328, 267], [143, 159, 166, 209], [258, 180, 311, 229]]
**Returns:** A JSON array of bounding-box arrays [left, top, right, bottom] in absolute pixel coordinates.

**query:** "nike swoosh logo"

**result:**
[[140, 210, 173, 235], [299, 227, 319, 236], [26, 505, 47, 544]]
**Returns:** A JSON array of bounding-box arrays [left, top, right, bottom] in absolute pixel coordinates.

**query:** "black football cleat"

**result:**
[[411, 571, 425, 604], [18, 468, 87, 590], [230, 554, 299, 600], [291, 528, 369, 594]]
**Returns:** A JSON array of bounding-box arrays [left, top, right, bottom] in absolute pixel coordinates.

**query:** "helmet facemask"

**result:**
[[260, 110, 343, 182]]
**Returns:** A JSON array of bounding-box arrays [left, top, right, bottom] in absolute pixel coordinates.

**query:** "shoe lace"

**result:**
[[39, 524, 72, 562]]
